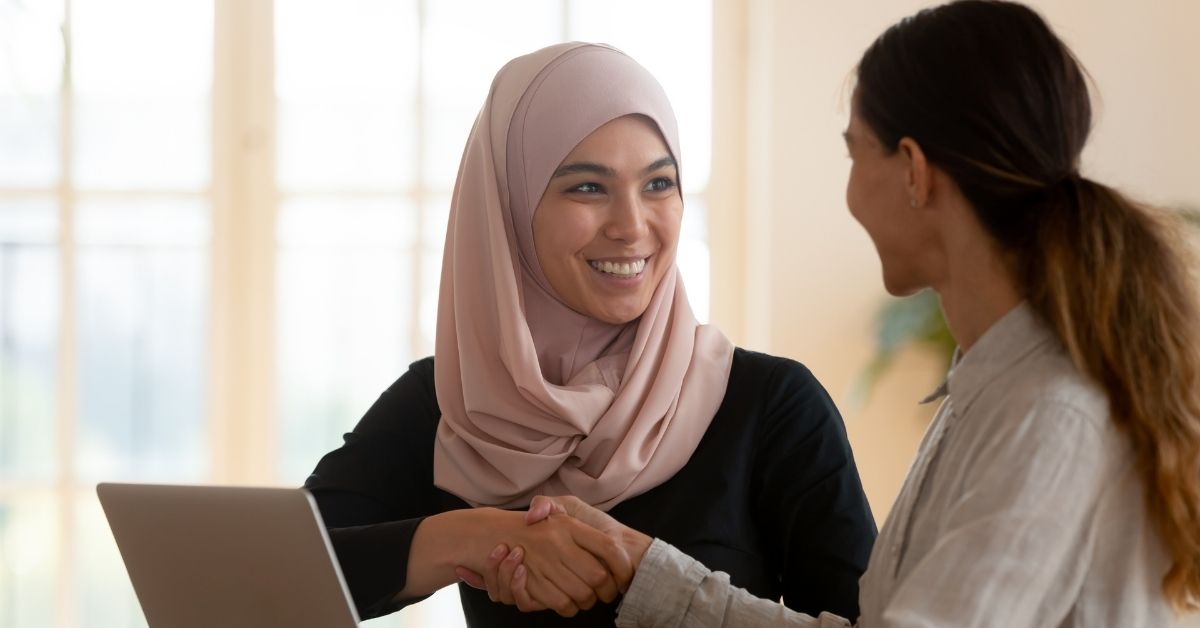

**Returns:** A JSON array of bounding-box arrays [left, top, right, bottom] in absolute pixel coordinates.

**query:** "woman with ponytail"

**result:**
[[467, 1, 1200, 625]]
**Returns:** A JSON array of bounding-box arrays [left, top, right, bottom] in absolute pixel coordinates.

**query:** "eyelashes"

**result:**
[[570, 182, 603, 194], [645, 177, 677, 192], [567, 177, 677, 195]]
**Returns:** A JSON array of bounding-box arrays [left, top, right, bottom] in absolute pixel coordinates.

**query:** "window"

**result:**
[[0, 1, 712, 626]]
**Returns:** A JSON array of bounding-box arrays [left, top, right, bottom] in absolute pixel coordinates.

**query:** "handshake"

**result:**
[[452, 496, 653, 618]]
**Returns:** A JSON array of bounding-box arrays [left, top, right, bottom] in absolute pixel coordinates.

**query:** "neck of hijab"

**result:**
[[432, 42, 734, 510]]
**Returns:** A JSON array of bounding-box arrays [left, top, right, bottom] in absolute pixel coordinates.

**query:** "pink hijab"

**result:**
[[433, 43, 734, 511]]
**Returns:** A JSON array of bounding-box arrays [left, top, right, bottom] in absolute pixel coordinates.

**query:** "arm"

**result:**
[[304, 360, 445, 618], [483, 496, 852, 627], [751, 360, 876, 619], [617, 539, 853, 628], [308, 360, 631, 617], [464, 359, 876, 620], [405, 506, 631, 616], [631, 386, 1109, 627]]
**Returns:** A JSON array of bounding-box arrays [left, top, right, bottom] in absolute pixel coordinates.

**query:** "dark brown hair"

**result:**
[[856, 0, 1200, 611]]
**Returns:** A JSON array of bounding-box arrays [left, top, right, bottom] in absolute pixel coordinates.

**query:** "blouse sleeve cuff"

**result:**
[[617, 538, 712, 628], [328, 517, 429, 618]]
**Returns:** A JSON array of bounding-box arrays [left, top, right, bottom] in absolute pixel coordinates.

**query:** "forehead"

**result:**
[[565, 115, 672, 160]]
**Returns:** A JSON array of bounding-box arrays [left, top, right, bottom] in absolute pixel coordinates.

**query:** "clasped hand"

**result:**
[[456, 496, 650, 617]]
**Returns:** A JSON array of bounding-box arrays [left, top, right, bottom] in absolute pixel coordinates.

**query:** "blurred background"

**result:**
[[0, 0, 1196, 626]]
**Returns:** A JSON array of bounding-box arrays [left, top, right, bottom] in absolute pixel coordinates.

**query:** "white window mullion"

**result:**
[[55, 0, 78, 625], [561, 0, 571, 40], [210, 0, 278, 485], [410, 0, 427, 362]]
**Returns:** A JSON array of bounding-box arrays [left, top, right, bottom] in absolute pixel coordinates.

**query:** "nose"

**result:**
[[602, 191, 650, 243]]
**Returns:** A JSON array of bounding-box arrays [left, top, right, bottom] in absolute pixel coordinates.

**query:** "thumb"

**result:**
[[455, 566, 486, 589], [525, 495, 567, 525]]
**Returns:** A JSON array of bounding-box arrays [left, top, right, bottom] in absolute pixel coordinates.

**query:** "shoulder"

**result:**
[[726, 347, 845, 438], [964, 345, 1132, 484], [357, 356, 439, 434], [987, 343, 1116, 446], [729, 347, 824, 395], [382, 356, 436, 397], [404, 356, 436, 390]]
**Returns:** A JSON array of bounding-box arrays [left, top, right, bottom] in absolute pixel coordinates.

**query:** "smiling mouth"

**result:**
[[588, 258, 647, 278]]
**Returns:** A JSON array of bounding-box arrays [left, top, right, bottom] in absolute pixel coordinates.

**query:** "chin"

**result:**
[[880, 273, 924, 298], [592, 302, 648, 325], [597, 311, 641, 325]]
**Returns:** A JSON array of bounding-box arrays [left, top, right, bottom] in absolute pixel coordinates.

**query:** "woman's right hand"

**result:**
[[460, 508, 634, 616], [457, 496, 651, 616]]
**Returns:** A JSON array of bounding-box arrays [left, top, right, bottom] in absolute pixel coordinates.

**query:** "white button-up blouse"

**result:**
[[616, 303, 1174, 627]]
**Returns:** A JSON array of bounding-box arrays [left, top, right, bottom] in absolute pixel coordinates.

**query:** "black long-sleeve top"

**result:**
[[305, 347, 877, 626]]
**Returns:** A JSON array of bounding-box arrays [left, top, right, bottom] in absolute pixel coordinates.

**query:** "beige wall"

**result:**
[[710, 2, 1200, 623]]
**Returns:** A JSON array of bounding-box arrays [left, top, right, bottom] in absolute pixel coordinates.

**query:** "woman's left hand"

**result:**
[[459, 511, 632, 615]]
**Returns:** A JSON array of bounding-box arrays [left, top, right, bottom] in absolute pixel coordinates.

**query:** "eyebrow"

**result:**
[[642, 156, 677, 175], [552, 162, 612, 178], [551, 155, 677, 179], [842, 130, 854, 146]]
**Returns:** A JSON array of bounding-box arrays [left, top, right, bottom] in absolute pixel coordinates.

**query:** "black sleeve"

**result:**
[[303, 357, 447, 619], [751, 358, 877, 622]]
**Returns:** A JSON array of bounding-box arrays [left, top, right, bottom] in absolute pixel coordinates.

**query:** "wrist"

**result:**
[[620, 528, 653, 570], [440, 507, 522, 570]]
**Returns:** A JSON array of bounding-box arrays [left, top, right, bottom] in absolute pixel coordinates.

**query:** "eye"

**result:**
[[644, 177, 677, 193], [569, 182, 603, 194]]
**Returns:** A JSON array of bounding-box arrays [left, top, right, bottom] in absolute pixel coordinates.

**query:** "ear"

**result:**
[[897, 137, 932, 208]]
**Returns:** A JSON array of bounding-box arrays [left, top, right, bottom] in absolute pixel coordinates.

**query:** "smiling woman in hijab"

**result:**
[[303, 42, 876, 627]]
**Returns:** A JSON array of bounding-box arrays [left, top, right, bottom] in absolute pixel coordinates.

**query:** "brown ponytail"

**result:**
[[856, 0, 1200, 610], [1027, 177, 1200, 609]]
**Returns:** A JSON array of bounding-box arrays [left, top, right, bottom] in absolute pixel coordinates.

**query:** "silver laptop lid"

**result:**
[[97, 483, 360, 628]]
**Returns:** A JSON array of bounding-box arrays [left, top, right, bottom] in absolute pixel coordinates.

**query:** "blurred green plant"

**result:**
[[857, 289, 955, 402], [859, 204, 1200, 401]]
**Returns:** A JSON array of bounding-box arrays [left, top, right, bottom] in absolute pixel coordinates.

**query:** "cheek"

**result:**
[[845, 162, 896, 233], [535, 208, 592, 259], [656, 202, 684, 248], [846, 183, 872, 235], [845, 165, 867, 219]]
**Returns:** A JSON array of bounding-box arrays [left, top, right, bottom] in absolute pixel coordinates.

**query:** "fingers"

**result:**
[[497, 545, 545, 611], [492, 545, 521, 605], [516, 531, 602, 614], [558, 496, 614, 536], [511, 564, 542, 613], [556, 528, 621, 603], [559, 554, 619, 604], [481, 544, 510, 603], [565, 517, 634, 592], [500, 506, 632, 615], [485, 544, 509, 573], [523, 566, 583, 617]]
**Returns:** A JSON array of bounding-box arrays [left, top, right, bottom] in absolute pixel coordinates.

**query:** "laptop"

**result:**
[[96, 483, 361, 628]]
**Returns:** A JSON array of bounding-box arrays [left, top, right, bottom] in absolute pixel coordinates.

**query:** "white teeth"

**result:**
[[589, 258, 647, 277]]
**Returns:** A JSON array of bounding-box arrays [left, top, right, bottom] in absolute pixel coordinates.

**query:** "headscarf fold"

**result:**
[[433, 42, 734, 510]]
